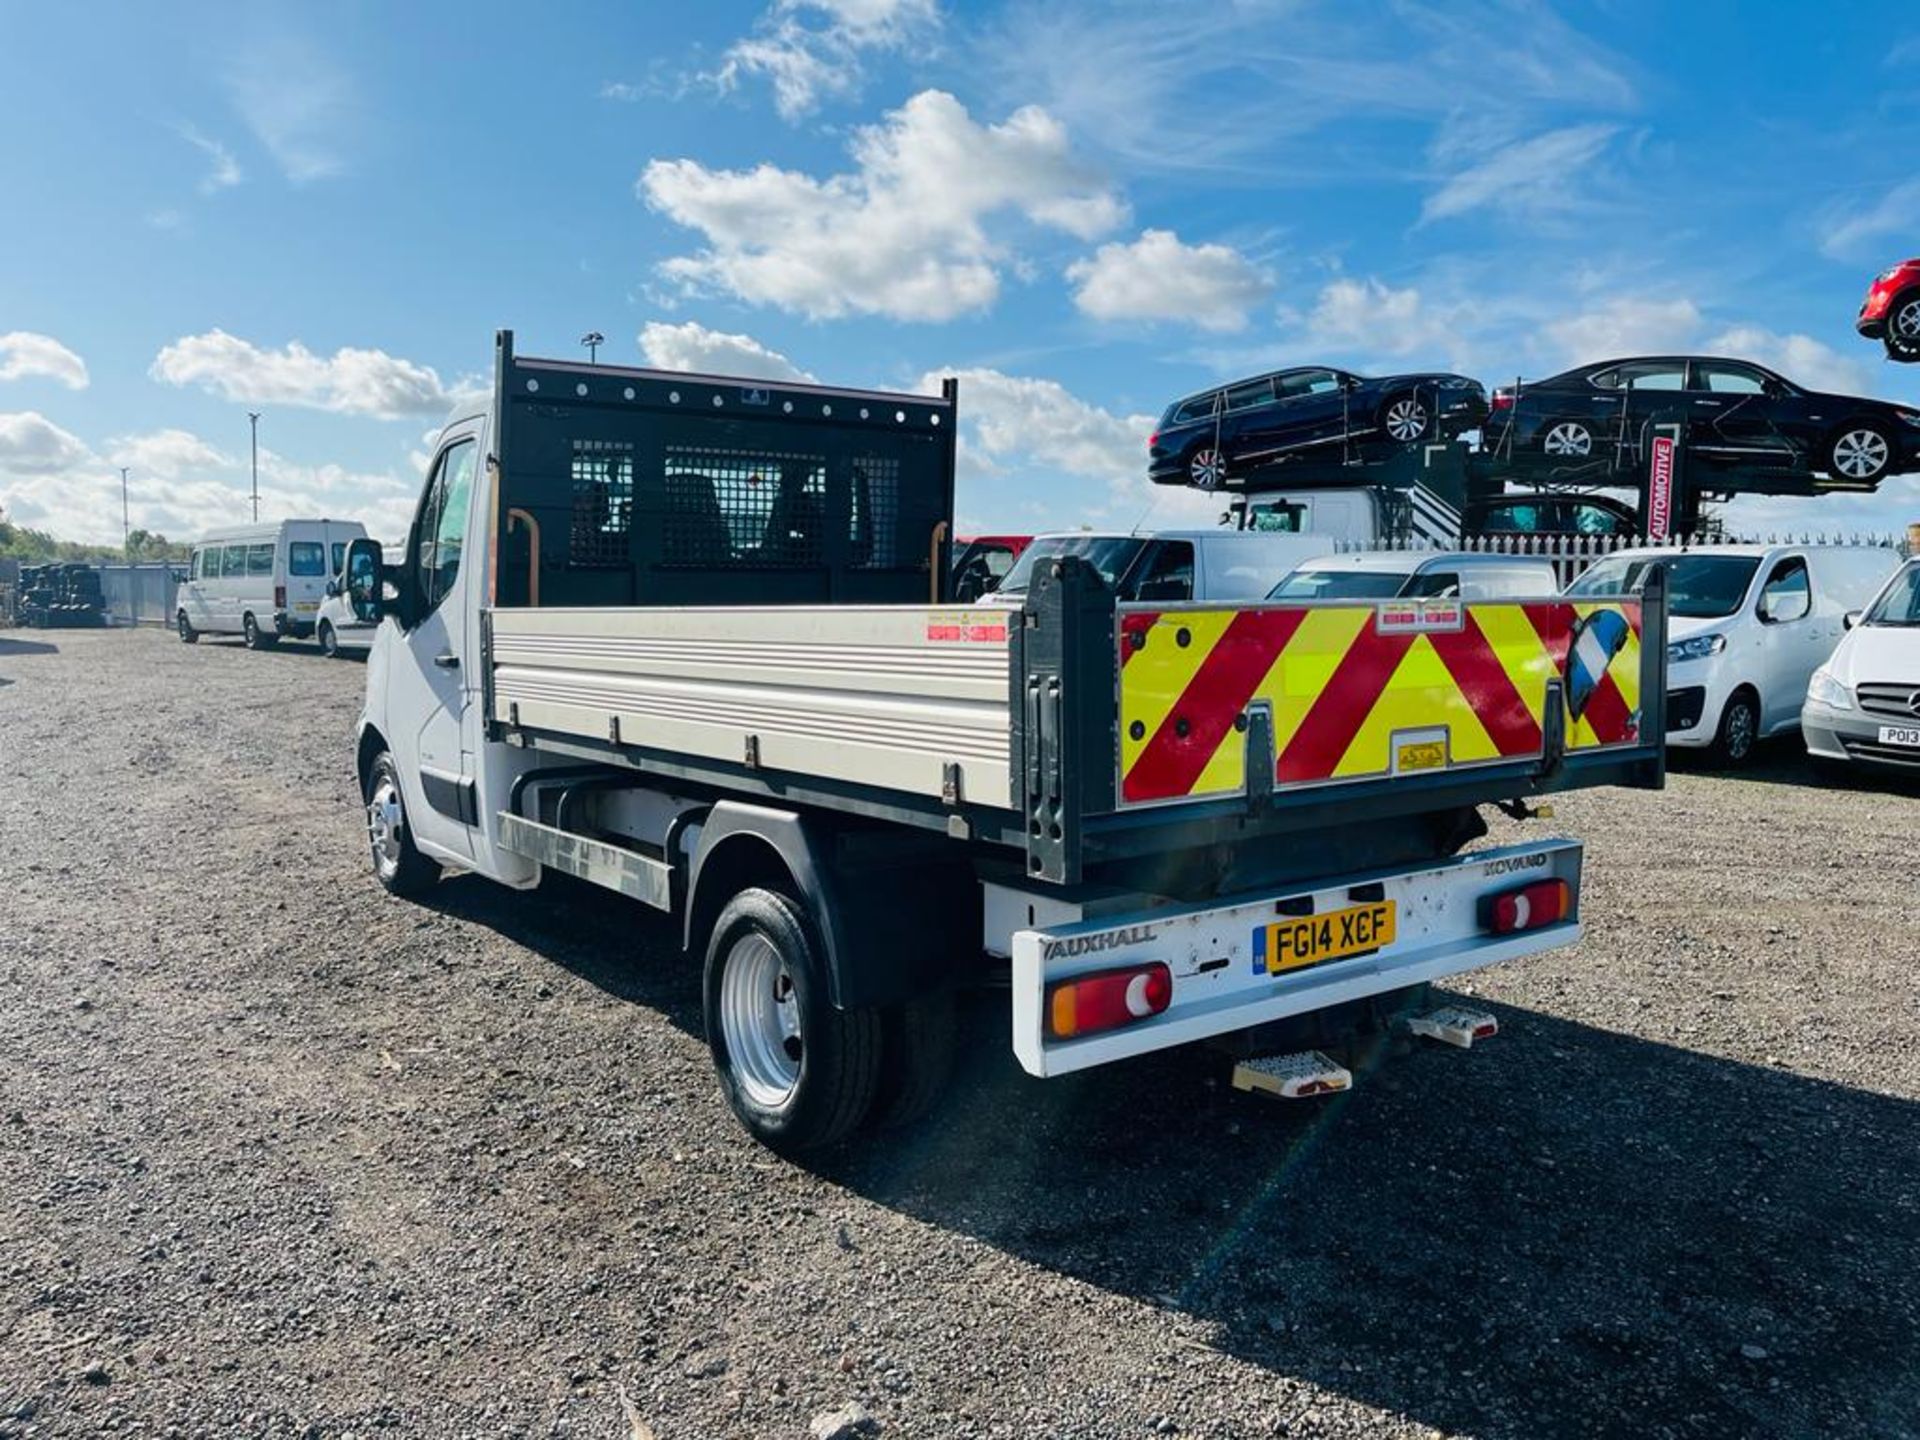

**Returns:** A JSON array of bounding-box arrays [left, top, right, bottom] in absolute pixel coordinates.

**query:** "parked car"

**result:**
[[1802, 558, 1920, 772], [1464, 491, 1638, 539], [950, 533, 1031, 602], [176, 519, 370, 648], [1855, 259, 1920, 359], [1564, 544, 1902, 764], [989, 528, 1333, 605], [1483, 357, 1920, 488], [1149, 367, 1487, 490], [316, 543, 403, 657], [1269, 551, 1560, 602]]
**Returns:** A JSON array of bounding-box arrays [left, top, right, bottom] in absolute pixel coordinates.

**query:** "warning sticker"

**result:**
[[926, 610, 1009, 643]]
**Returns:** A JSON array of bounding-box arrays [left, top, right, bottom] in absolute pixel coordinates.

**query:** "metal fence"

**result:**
[[96, 564, 184, 627], [1336, 531, 1914, 588]]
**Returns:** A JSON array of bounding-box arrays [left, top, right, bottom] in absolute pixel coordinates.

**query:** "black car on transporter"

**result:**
[[1147, 365, 1487, 490], [1481, 355, 1920, 490]]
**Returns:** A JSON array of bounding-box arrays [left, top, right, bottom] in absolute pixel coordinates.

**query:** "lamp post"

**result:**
[[580, 331, 604, 364], [247, 411, 261, 522], [120, 467, 130, 559]]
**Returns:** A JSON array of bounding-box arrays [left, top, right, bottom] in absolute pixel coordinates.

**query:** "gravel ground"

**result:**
[[2, 627, 1918, 1440]]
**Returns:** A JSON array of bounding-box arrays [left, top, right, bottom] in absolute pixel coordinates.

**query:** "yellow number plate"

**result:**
[[1396, 739, 1446, 772], [1257, 902, 1397, 975]]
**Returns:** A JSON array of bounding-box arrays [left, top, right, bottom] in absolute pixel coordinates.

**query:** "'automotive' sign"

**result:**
[[1647, 434, 1676, 541]]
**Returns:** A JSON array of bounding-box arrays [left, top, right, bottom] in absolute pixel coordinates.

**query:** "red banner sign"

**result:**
[[1647, 434, 1676, 540]]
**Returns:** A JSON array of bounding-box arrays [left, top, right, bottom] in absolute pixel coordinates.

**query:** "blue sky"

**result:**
[[3, 0, 1920, 545]]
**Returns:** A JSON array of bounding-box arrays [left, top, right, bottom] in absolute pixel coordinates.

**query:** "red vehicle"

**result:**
[[1856, 259, 1920, 359], [950, 533, 1031, 601]]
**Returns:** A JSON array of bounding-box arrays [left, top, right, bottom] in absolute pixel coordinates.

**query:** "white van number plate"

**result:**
[[1879, 725, 1920, 749]]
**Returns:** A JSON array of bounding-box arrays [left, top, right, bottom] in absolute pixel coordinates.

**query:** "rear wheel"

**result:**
[[1827, 424, 1892, 483], [1380, 391, 1430, 443], [1542, 419, 1595, 461], [1710, 689, 1760, 766], [704, 888, 880, 1153], [1188, 446, 1225, 489], [241, 613, 277, 650], [176, 610, 198, 644], [365, 752, 440, 896]]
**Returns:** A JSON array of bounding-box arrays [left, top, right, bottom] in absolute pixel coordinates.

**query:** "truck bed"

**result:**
[[486, 562, 1668, 885]]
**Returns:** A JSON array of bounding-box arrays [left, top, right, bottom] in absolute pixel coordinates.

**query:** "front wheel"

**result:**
[[365, 752, 440, 896], [1886, 293, 1920, 360], [176, 610, 198, 644], [704, 888, 880, 1153], [1710, 691, 1760, 767], [318, 621, 340, 658], [1827, 424, 1892, 483]]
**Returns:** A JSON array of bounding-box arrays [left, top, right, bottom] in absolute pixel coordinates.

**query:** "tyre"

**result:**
[[1886, 292, 1920, 360], [319, 621, 340, 658], [241, 613, 278, 650], [1380, 391, 1430, 443], [1827, 424, 1893, 483], [1710, 689, 1760, 767], [1188, 446, 1225, 490], [1541, 419, 1595, 461], [870, 989, 956, 1131], [364, 751, 440, 896], [704, 888, 881, 1153], [176, 610, 198, 644]]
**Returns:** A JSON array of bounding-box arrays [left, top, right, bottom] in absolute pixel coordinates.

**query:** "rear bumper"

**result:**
[[1011, 838, 1584, 1077]]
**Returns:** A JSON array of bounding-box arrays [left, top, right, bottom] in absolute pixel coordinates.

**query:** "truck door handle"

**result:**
[[433, 652, 460, 669]]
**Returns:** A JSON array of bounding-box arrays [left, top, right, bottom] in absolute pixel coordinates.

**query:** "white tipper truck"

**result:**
[[346, 333, 1668, 1152]]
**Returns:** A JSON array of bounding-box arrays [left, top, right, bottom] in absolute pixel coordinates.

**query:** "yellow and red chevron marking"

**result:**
[[1118, 599, 1642, 806]]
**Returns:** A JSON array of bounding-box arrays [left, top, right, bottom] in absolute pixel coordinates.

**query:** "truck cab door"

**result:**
[[388, 430, 482, 861], [1753, 554, 1815, 731]]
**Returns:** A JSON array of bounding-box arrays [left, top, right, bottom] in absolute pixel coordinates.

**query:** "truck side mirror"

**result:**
[[344, 537, 388, 627]]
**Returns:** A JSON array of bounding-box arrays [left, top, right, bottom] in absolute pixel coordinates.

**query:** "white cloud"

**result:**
[[227, 38, 353, 182], [151, 330, 457, 419], [1706, 326, 1875, 397], [713, 0, 939, 121], [0, 417, 417, 547], [641, 88, 1125, 322], [1820, 178, 1920, 261], [0, 411, 92, 475], [1295, 278, 1465, 359], [179, 124, 242, 194], [600, 81, 644, 102], [918, 365, 1148, 486], [638, 321, 815, 382], [1067, 229, 1269, 332], [0, 332, 90, 389], [1542, 297, 1702, 368], [1421, 124, 1619, 225]]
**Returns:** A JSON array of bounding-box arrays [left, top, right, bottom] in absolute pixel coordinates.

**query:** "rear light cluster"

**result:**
[[1146, 432, 1159, 451], [1047, 962, 1172, 1040], [1489, 390, 1515, 412], [274, 584, 287, 609], [1482, 878, 1570, 935]]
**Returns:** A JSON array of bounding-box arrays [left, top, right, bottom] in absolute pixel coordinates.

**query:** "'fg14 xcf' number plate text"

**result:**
[[1255, 901, 1397, 976]]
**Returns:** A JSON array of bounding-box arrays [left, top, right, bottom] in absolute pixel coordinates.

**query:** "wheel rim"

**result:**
[[366, 775, 405, 878], [1190, 448, 1223, 489], [1544, 422, 1593, 458], [1832, 429, 1888, 479], [719, 933, 802, 1109], [1726, 703, 1756, 760], [1384, 398, 1428, 442], [1896, 300, 1920, 340], [321, 625, 334, 655], [244, 616, 257, 644], [178, 613, 189, 638]]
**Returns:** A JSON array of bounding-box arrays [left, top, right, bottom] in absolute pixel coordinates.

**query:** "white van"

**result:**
[[1269, 550, 1560, 603], [987, 528, 1334, 606], [175, 519, 370, 648], [315, 544, 403, 657], [1565, 543, 1902, 763], [1803, 558, 1920, 773]]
